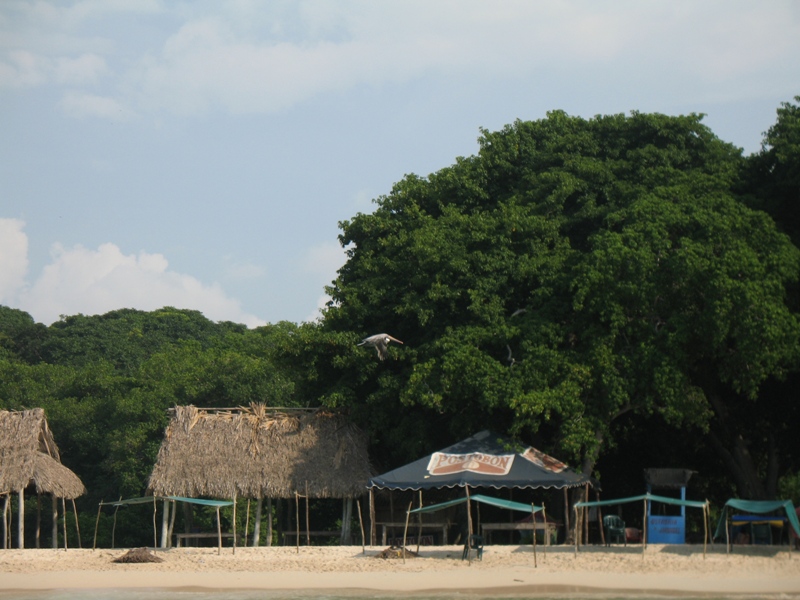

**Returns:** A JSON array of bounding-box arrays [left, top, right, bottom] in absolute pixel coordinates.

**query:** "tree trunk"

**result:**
[[702, 384, 768, 499]]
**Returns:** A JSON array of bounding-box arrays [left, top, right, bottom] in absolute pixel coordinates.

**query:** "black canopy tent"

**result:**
[[369, 430, 590, 491], [367, 430, 591, 545]]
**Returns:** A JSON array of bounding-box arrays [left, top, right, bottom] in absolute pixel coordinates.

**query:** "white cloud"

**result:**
[[59, 90, 132, 119], [0, 218, 29, 304], [0, 219, 265, 327], [3, 1, 798, 116], [303, 240, 347, 279], [301, 240, 347, 323], [55, 53, 108, 84]]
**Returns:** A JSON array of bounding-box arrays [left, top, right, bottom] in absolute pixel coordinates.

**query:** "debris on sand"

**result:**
[[112, 547, 164, 563], [374, 545, 419, 559]]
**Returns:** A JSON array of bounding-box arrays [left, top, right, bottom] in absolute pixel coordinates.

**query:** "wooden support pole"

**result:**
[[531, 503, 537, 568], [72, 499, 81, 548], [369, 488, 375, 547], [466, 486, 473, 564], [62, 497, 67, 550], [93, 500, 102, 550], [356, 498, 365, 554], [401, 501, 412, 563], [17, 488, 24, 549], [215, 507, 222, 555], [295, 491, 300, 553]]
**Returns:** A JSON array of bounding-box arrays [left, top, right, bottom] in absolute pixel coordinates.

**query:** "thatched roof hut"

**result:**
[[147, 404, 373, 500], [0, 408, 86, 499]]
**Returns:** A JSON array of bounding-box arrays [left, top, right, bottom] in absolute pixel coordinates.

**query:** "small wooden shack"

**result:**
[[0, 408, 86, 549], [147, 404, 373, 547]]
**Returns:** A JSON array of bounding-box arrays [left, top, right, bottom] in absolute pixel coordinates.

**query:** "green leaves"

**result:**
[[323, 108, 800, 477]]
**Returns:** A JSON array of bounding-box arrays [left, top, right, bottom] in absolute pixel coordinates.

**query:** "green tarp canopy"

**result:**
[[574, 492, 707, 510], [99, 496, 233, 508], [410, 493, 542, 514], [713, 499, 800, 540]]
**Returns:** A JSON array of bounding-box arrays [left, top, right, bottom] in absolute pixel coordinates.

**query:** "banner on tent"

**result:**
[[427, 452, 515, 476]]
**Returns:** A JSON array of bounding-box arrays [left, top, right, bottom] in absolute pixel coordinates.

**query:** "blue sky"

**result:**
[[1, 1, 798, 327]]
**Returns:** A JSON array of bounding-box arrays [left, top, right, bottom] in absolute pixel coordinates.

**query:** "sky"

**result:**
[[1, 1, 798, 328]]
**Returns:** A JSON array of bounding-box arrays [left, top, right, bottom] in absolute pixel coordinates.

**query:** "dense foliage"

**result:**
[[1, 99, 798, 547]]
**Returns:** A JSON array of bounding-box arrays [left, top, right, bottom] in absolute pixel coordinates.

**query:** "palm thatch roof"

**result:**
[[0, 408, 86, 499], [147, 404, 373, 499]]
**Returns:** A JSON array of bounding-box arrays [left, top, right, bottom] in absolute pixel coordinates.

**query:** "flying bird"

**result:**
[[358, 333, 403, 360]]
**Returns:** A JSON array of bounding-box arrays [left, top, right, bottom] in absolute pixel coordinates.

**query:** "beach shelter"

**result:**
[[405, 492, 545, 564], [574, 493, 711, 556], [92, 496, 234, 554], [368, 430, 590, 545], [147, 404, 373, 548], [713, 499, 800, 553], [0, 408, 86, 549], [369, 430, 590, 491]]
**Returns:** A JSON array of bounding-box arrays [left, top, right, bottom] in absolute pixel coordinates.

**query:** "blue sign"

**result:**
[[647, 515, 685, 544]]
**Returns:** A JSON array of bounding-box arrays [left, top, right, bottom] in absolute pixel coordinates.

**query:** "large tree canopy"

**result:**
[[323, 110, 800, 494]]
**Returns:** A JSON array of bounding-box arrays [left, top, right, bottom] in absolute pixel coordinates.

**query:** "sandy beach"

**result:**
[[0, 543, 798, 596]]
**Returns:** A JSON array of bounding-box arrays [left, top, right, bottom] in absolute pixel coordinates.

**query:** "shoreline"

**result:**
[[0, 544, 798, 596]]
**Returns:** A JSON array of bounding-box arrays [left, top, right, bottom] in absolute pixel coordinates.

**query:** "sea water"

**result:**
[[1, 593, 798, 600]]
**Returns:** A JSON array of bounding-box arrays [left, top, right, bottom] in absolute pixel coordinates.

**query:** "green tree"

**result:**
[[743, 96, 800, 248], [323, 110, 800, 497]]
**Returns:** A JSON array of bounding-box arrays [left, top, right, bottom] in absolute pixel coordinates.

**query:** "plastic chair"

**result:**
[[751, 523, 772, 545], [603, 515, 626, 546], [461, 534, 483, 560]]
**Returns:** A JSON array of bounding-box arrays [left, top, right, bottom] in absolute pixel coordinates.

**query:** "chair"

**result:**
[[751, 523, 772, 545], [461, 534, 483, 560], [603, 515, 626, 546]]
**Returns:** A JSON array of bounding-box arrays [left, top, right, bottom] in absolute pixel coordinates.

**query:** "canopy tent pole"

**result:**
[[151, 496, 158, 549], [294, 491, 300, 553], [245, 498, 251, 548], [466, 486, 473, 564], [215, 506, 222, 555], [356, 498, 365, 554], [416, 491, 423, 554], [531, 502, 537, 568], [702, 501, 708, 558], [112, 502, 120, 548], [369, 488, 375, 547], [93, 500, 103, 550], [17, 488, 24, 549], [563, 488, 571, 545], [168, 499, 177, 548], [643, 498, 648, 552], [401, 501, 412, 562], [232, 493, 238, 554], [71, 499, 81, 548], [543, 502, 548, 555], [642, 498, 646, 557], [61, 497, 67, 550]]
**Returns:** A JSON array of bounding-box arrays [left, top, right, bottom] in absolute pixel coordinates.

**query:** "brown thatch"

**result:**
[[147, 404, 373, 499], [0, 408, 86, 499]]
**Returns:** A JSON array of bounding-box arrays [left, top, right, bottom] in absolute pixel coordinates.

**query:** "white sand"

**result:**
[[0, 544, 798, 595]]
